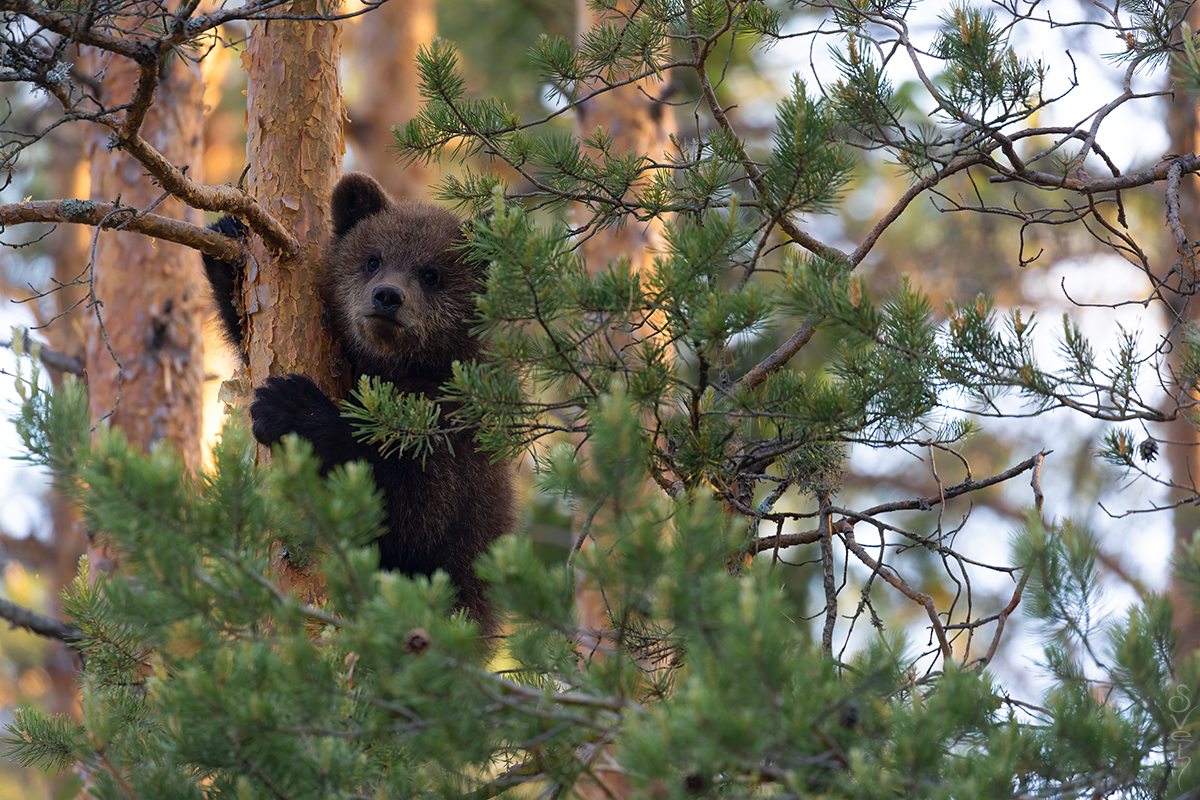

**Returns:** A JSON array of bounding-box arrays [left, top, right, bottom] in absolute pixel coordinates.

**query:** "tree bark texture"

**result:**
[[242, 4, 345, 398], [242, 2, 344, 603]]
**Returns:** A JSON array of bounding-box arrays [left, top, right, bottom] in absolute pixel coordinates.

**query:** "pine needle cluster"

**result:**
[[2, 381, 1197, 798]]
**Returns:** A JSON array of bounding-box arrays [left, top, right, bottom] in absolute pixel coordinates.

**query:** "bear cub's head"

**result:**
[[321, 172, 482, 376]]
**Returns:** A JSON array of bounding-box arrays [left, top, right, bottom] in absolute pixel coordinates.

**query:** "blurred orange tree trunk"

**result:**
[[572, 2, 677, 797], [200, 43, 240, 462], [84, 51, 208, 576], [36, 127, 90, 720], [346, 0, 434, 199]]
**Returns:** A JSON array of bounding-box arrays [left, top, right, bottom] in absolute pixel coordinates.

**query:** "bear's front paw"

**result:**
[[250, 374, 341, 447]]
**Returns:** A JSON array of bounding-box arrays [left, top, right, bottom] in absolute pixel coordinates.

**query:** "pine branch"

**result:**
[[991, 151, 1200, 194]]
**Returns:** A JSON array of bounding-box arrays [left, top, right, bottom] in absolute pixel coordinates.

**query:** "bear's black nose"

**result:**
[[372, 286, 404, 313]]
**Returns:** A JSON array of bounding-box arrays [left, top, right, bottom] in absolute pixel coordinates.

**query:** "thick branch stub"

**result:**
[[1, 331, 85, 375], [0, 597, 81, 645]]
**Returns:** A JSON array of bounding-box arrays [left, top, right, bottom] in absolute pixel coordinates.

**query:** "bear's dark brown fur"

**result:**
[[203, 172, 514, 632]]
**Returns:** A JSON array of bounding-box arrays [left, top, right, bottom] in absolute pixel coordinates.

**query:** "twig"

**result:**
[[841, 528, 953, 660], [1030, 452, 1045, 520], [859, 452, 1049, 517], [979, 573, 1028, 667]]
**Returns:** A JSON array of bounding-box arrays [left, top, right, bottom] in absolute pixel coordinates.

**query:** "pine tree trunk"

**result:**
[[241, 1, 345, 602], [242, 6, 344, 393], [1164, 49, 1200, 655]]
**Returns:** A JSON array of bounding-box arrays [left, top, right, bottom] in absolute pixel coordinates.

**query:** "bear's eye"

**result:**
[[366, 255, 381, 273], [421, 267, 441, 287]]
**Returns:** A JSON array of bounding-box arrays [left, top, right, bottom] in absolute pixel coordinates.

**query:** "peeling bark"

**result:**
[[242, 2, 345, 397], [241, 0, 345, 600]]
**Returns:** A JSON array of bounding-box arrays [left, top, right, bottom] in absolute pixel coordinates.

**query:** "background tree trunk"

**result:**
[[84, 53, 207, 473], [1165, 50, 1200, 655], [84, 51, 208, 582], [39, 126, 90, 722], [346, 0, 435, 199], [200, 40, 241, 466]]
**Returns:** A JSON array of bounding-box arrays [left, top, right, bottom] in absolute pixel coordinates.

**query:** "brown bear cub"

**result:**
[[202, 172, 514, 633]]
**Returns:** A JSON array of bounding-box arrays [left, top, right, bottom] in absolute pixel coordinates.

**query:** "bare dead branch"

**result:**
[[1167, 158, 1198, 284], [121, 60, 160, 140], [84, 117, 300, 254], [991, 152, 1200, 194], [819, 494, 837, 654], [1, 331, 84, 375], [734, 319, 818, 393], [745, 528, 822, 555], [1030, 452, 1045, 520], [842, 526, 953, 660], [859, 452, 1049, 517], [0, 596, 81, 644], [978, 573, 1028, 667], [0, 199, 247, 263]]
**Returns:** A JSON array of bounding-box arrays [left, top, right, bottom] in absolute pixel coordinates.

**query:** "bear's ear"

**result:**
[[331, 172, 391, 237]]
